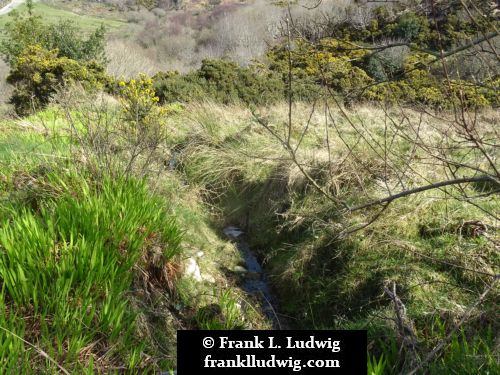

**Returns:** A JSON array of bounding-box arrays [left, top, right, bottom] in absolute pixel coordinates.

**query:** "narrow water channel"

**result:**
[[223, 226, 284, 330]]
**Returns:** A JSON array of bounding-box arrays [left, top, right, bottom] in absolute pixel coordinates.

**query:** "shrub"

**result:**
[[267, 39, 373, 100], [153, 59, 285, 105], [393, 12, 430, 43], [365, 43, 409, 81], [6, 45, 109, 115], [0, 6, 107, 65], [117, 74, 164, 123], [153, 70, 206, 103], [267, 39, 495, 109], [45, 21, 107, 64], [63, 75, 169, 178], [198, 59, 284, 105]]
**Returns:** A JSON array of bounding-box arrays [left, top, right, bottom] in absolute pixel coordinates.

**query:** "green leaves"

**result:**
[[1, 6, 107, 65], [153, 59, 285, 106], [6, 45, 109, 115], [0, 3, 109, 115], [0, 171, 183, 371]]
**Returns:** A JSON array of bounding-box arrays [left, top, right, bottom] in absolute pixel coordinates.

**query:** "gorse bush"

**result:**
[[6, 45, 109, 115], [0, 168, 182, 372], [197, 59, 284, 105], [153, 59, 285, 105], [68, 75, 169, 178], [267, 38, 373, 101], [153, 70, 206, 103], [118, 74, 164, 123], [0, 2, 109, 115], [266, 38, 498, 108], [366, 53, 499, 108]]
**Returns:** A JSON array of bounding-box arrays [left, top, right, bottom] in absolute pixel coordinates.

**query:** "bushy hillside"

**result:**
[[0, 0, 498, 374]]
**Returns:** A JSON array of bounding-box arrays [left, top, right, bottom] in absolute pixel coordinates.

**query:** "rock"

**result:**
[[184, 257, 202, 282], [232, 265, 248, 274], [202, 274, 216, 283]]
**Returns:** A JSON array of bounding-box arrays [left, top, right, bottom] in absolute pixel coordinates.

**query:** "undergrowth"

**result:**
[[168, 101, 499, 374], [0, 98, 497, 373], [0, 165, 182, 372]]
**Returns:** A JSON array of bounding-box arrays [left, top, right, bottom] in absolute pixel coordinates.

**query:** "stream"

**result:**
[[168, 151, 283, 328], [223, 226, 284, 330]]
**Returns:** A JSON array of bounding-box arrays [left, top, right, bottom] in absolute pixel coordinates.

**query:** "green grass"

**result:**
[[428, 327, 499, 374], [0, 2, 126, 35], [0, 165, 182, 372], [166, 101, 499, 374], [0, 103, 273, 372], [0, 90, 497, 373]]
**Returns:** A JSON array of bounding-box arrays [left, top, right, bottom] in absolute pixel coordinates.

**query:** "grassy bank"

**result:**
[[165, 101, 499, 373], [0, 99, 498, 373], [0, 107, 271, 373]]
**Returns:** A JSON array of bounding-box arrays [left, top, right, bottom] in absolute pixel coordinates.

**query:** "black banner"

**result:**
[[177, 330, 367, 374]]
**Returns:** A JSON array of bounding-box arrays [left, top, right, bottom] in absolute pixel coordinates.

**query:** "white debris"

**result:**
[[202, 274, 216, 283], [184, 257, 203, 282], [232, 265, 248, 274], [223, 226, 244, 238]]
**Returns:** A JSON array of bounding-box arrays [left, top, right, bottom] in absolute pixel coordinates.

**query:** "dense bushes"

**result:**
[[265, 37, 498, 109], [150, 48, 498, 109], [153, 59, 285, 105], [0, 2, 109, 115], [0, 4, 107, 65], [6, 45, 109, 115], [267, 39, 374, 101], [1, 1, 497, 113]]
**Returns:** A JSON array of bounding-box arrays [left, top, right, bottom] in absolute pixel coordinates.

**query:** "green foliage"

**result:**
[[195, 290, 245, 330], [266, 39, 496, 108], [198, 59, 284, 105], [428, 329, 499, 374], [0, 168, 182, 372], [45, 21, 107, 64], [6, 45, 109, 115], [367, 354, 386, 375], [117, 74, 164, 123], [153, 59, 285, 105], [153, 70, 206, 103], [393, 12, 430, 43], [0, 7, 46, 65], [267, 39, 373, 101], [0, 5, 107, 65], [366, 53, 498, 108], [172, 102, 498, 373]]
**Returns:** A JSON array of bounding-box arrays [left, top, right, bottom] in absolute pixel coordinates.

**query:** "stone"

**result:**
[[184, 257, 202, 282], [232, 265, 248, 274]]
